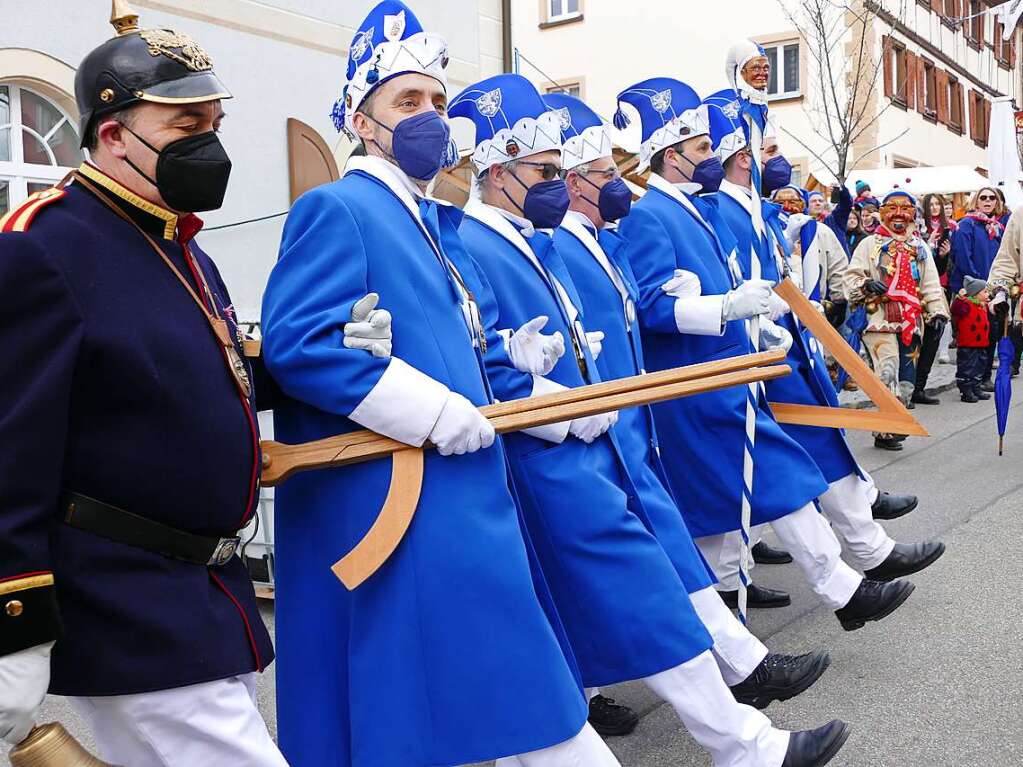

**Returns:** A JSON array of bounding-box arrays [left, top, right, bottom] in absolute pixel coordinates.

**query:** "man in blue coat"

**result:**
[[615, 77, 915, 632], [544, 91, 833, 713], [448, 72, 851, 767], [260, 5, 618, 766], [703, 92, 944, 593]]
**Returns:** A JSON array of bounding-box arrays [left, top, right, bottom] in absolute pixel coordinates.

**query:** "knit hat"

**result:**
[[963, 275, 987, 297], [856, 180, 870, 195]]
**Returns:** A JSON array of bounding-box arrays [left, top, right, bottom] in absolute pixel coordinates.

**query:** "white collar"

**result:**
[[719, 179, 754, 214], [463, 198, 537, 260], [345, 155, 425, 206], [564, 209, 600, 233], [647, 173, 701, 201], [560, 211, 630, 302]]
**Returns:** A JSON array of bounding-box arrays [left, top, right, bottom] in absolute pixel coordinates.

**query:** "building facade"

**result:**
[[511, 0, 1022, 188]]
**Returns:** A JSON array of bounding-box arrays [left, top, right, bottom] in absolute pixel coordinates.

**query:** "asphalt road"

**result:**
[[8, 373, 1022, 767]]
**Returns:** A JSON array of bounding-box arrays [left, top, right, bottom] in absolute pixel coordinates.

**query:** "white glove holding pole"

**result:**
[[989, 289, 1008, 314], [767, 291, 790, 321], [343, 293, 392, 358], [505, 316, 565, 376], [568, 409, 618, 443], [783, 213, 813, 250], [0, 641, 53, 745], [759, 318, 793, 353], [585, 331, 605, 361], [722, 279, 774, 321], [428, 391, 496, 456]]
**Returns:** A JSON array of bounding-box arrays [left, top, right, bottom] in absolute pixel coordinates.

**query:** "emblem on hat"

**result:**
[[651, 89, 672, 114], [477, 88, 503, 118], [554, 107, 572, 131], [506, 139, 520, 157], [723, 100, 740, 119], [350, 27, 374, 62], [384, 11, 406, 42], [138, 28, 214, 72]]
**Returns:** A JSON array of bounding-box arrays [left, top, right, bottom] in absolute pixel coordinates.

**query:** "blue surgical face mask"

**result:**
[[506, 170, 570, 229], [581, 174, 633, 222], [367, 110, 455, 181], [674, 152, 725, 194], [761, 155, 793, 196]]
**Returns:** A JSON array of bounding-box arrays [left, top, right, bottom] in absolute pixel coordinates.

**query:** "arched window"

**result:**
[[0, 83, 84, 216]]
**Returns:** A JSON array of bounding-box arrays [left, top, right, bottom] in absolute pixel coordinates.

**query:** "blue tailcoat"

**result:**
[[457, 202, 712, 687], [261, 165, 587, 767], [553, 216, 715, 594], [618, 181, 826, 538], [950, 216, 1003, 293], [715, 191, 858, 484]]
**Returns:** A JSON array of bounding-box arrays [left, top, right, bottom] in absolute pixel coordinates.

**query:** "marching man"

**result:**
[[261, 4, 616, 765], [448, 72, 851, 767], [0, 5, 288, 764], [614, 75, 915, 632], [704, 91, 945, 600]]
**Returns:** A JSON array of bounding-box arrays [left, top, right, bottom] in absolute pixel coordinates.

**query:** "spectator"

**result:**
[[854, 179, 873, 204], [950, 276, 991, 403], [994, 187, 1011, 227], [943, 197, 956, 222], [952, 186, 1005, 389], [845, 208, 862, 254], [823, 185, 853, 257], [912, 193, 957, 403]]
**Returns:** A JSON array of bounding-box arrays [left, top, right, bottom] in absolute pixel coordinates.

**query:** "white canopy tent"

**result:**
[[839, 166, 991, 199]]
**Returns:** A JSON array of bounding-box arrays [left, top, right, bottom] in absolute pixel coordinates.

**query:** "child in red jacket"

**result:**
[[952, 275, 991, 402]]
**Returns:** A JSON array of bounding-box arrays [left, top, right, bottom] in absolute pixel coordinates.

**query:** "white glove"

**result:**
[[505, 316, 565, 376], [989, 289, 1008, 313], [809, 300, 826, 315], [759, 319, 793, 353], [660, 269, 703, 298], [722, 279, 774, 321], [0, 641, 53, 745], [343, 293, 392, 358], [783, 213, 813, 250], [767, 291, 790, 321], [428, 391, 495, 456], [585, 330, 605, 361], [568, 409, 619, 443]]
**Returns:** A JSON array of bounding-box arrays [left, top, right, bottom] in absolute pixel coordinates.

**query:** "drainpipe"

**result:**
[[501, 0, 513, 73]]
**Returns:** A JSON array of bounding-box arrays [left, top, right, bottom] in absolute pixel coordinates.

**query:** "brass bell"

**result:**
[[9, 723, 113, 767]]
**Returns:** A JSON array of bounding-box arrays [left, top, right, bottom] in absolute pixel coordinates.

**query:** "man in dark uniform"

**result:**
[[0, 4, 389, 763]]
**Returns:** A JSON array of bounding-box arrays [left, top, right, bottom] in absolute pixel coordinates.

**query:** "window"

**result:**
[[966, 0, 984, 48], [762, 41, 801, 100], [884, 37, 910, 106], [968, 89, 991, 147], [546, 0, 581, 23], [922, 59, 937, 118], [544, 81, 582, 98], [0, 84, 83, 216], [941, 0, 960, 28], [948, 75, 964, 134]]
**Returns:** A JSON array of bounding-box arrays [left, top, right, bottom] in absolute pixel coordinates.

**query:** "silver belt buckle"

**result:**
[[208, 536, 241, 566]]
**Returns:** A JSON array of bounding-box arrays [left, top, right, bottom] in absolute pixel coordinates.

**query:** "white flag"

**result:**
[[995, 0, 1023, 40]]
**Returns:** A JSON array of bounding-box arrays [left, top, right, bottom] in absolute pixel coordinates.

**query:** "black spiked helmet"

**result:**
[[75, 0, 232, 146]]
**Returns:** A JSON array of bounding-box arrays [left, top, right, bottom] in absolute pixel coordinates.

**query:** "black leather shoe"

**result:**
[[911, 390, 940, 404], [871, 491, 918, 520], [752, 541, 793, 565], [719, 583, 792, 609], [974, 388, 992, 400], [730, 651, 831, 710], [864, 541, 945, 582], [981, 379, 996, 392], [587, 694, 639, 737], [874, 435, 903, 451], [782, 720, 851, 767], [835, 578, 915, 631], [961, 391, 979, 403]]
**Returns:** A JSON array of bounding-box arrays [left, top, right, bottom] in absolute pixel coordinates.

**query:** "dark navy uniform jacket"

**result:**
[[0, 164, 272, 696]]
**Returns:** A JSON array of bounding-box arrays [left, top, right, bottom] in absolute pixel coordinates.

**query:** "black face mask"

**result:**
[[124, 127, 233, 212]]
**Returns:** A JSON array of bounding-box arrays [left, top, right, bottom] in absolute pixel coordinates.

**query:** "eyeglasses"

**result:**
[[744, 64, 771, 74], [978, 194, 997, 202], [517, 160, 562, 181], [582, 167, 621, 182], [881, 204, 916, 214]]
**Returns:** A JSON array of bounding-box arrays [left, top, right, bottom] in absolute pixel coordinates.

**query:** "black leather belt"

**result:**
[[61, 491, 241, 567]]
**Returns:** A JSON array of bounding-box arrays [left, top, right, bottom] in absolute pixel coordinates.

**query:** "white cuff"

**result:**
[[674, 295, 726, 336], [348, 357, 450, 446], [521, 375, 572, 443]]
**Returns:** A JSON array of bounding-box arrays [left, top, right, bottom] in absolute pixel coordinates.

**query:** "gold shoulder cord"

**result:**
[[70, 172, 251, 397]]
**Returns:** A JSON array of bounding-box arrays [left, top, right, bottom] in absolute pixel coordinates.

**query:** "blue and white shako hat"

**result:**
[[449, 73, 563, 175], [542, 93, 613, 171], [704, 88, 747, 163], [331, 0, 449, 139], [613, 78, 708, 173]]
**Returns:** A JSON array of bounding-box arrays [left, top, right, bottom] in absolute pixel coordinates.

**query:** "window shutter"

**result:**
[[883, 36, 894, 98], [936, 69, 950, 124], [995, 22, 1003, 60], [968, 89, 978, 141], [917, 60, 928, 115], [930, 0, 941, 12], [905, 51, 918, 110], [983, 98, 992, 147]]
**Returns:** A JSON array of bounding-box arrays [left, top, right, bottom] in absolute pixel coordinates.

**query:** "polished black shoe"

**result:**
[[973, 388, 992, 401], [782, 720, 851, 767], [587, 694, 639, 737], [729, 651, 831, 710], [911, 390, 940, 404], [835, 578, 915, 631], [981, 379, 996, 392], [864, 541, 945, 582], [871, 491, 918, 520], [719, 583, 792, 609], [752, 541, 793, 565], [961, 391, 979, 403], [874, 435, 904, 451], [905, 399, 916, 409]]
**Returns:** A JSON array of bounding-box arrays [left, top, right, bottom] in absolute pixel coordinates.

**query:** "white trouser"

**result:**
[[817, 473, 895, 570], [689, 586, 769, 686], [493, 723, 621, 767], [70, 673, 287, 767], [699, 524, 769, 591], [859, 468, 879, 504], [770, 503, 863, 609], [643, 651, 789, 767]]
